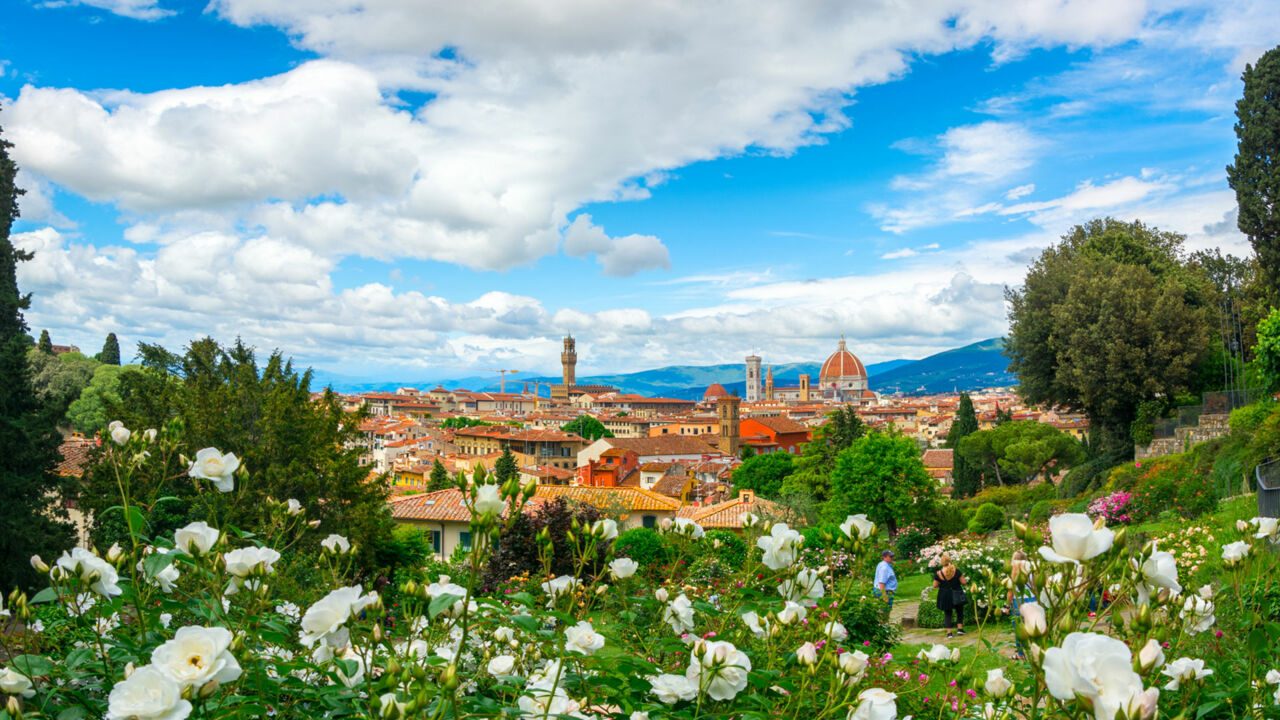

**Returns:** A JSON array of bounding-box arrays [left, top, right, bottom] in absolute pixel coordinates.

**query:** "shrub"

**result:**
[[705, 529, 747, 570], [480, 497, 603, 591], [930, 501, 966, 536], [1028, 500, 1053, 525], [968, 503, 1004, 533], [839, 595, 901, 651], [1174, 473, 1218, 519], [614, 527, 669, 569], [893, 524, 934, 561], [801, 523, 843, 550], [915, 595, 977, 628], [1087, 491, 1135, 525]]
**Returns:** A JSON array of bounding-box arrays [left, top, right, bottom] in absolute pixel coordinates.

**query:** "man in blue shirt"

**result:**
[[874, 550, 898, 609]]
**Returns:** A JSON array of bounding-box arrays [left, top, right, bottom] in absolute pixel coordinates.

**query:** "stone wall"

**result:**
[[1134, 413, 1230, 460]]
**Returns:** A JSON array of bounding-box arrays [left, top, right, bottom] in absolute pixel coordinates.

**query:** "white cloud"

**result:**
[[37, 0, 173, 21], [1005, 183, 1035, 200], [881, 248, 917, 259], [562, 214, 671, 277]]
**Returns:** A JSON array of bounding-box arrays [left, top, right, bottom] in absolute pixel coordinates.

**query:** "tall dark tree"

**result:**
[[98, 332, 121, 365], [0, 118, 74, 591], [944, 393, 981, 498], [494, 445, 518, 484], [427, 458, 451, 492], [780, 406, 867, 503], [37, 328, 52, 354], [1228, 45, 1280, 306]]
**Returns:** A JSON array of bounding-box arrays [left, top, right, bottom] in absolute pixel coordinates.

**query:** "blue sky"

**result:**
[[1, 0, 1273, 381]]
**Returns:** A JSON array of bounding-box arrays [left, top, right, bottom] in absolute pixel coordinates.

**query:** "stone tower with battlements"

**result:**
[[561, 334, 577, 388], [745, 354, 762, 402]]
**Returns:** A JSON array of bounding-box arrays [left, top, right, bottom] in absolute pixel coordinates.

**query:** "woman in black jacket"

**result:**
[[932, 552, 968, 639]]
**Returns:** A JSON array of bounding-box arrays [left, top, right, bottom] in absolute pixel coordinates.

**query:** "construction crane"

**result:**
[[487, 368, 519, 393]]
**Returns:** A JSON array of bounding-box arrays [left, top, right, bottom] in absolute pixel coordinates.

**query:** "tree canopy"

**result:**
[[67, 364, 142, 435], [945, 392, 981, 498], [28, 348, 99, 423], [37, 328, 52, 354], [97, 332, 121, 365], [828, 430, 935, 534], [561, 414, 613, 441], [780, 406, 866, 504], [1005, 218, 1211, 457], [1228, 45, 1280, 306], [494, 445, 519, 484], [958, 420, 1085, 487], [427, 459, 452, 492], [731, 451, 793, 499]]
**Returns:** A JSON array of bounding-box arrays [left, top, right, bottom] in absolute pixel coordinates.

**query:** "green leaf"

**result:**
[[143, 551, 178, 579], [30, 587, 58, 604], [58, 707, 91, 720], [511, 614, 539, 633], [428, 592, 463, 619], [10, 654, 54, 677], [1196, 701, 1222, 718], [509, 591, 535, 607]]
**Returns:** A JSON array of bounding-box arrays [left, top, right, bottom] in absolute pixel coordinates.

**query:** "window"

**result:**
[[429, 530, 441, 555], [642, 515, 657, 529], [459, 531, 472, 551]]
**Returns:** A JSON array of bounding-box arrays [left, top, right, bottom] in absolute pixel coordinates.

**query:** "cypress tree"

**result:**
[[945, 392, 982, 499], [98, 332, 121, 365], [427, 459, 451, 491], [1228, 45, 1280, 306], [494, 445, 518, 484], [0, 117, 74, 591], [37, 328, 52, 354]]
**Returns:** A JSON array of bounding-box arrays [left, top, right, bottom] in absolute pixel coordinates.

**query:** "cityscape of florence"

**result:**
[[3, 1, 1280, 719]]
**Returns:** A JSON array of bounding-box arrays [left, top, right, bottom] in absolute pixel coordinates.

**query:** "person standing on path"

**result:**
[[932, 552, 968, 639], [874, 550, 898, 609]]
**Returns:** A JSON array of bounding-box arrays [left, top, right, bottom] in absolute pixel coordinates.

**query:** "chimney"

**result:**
[[740, 489, 755, 504]]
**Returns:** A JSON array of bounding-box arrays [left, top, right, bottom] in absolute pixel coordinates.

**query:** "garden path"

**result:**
[[892, 599, 1019, 653]]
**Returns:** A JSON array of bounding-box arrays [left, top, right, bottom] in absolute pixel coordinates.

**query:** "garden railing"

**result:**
[[1259, 457, 1280, 519]]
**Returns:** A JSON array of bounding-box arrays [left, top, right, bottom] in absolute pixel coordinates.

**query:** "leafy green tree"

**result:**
[[494, 445, 519, 484], [781, 406, 866, 503], [959, 421, 1085, 487], [67, 364, 142, 435], [0, 118, 74, 591], [945, 393, 981, 498], [828, 430, 935, 534], [1005, 218, 1211, 458], [561, 415, 613, 441], [441, 416, 491, 429], [1256, 308, 1280, 394], [994, 407, 1013, 425], [731, 451, 793, 499], [37, 328, 52, 354], [28, 348, 99, 423], [427, 459, 452, 492], [1228, 45, 1280, 306], [80, 338, 395, 575], [97, 332, 121, 365], [739, 445, 756, 460]]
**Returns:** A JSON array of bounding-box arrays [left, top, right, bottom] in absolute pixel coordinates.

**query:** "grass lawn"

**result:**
[[895, 572, 932, 601]]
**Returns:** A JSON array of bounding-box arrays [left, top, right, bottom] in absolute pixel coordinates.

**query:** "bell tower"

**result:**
[[745, 354, 762, 403], [716, 394, 741, 457], [561, 334, 577, 389]]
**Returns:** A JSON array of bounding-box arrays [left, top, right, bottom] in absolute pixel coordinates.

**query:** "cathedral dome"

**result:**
[[819, 336, 867, 381], [703, 383, 730, 401]]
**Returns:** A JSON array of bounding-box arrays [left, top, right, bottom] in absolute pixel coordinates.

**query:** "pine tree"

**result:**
[[494, 445, 518, 484], [0, 117, 74, 591], [1228, 45, 1280, 306], [98, 332, 121, 365], [427, 459, 451, 491], [945, 393, 982, 499], [37, 328, 53, 354]]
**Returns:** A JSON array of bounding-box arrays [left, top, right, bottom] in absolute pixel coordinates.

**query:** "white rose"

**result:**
[[1222, 541, 1250, 565], [0, 667, 35, 698], [379, 693, 406, 718], [1180, 596, 1216, 635], [630, 712, 651, 720], [541, 575, 579, 600], [742, 611, 769, 639], [648, 673, 697, 704], [56, 547, 122, 597], [686, 640, 751, 701], [592, 518, 619, 540], [488, 655, 516, 675], [321, 534, 351, 554], [839, 650, 869, 681], [825, 620, 848, 642], [1135, 550, 1181, 605], [984, 668, 1012, 697], [673, 517, 705, 539], [740, 512, 759, 527], [299, 585, 376, 648], [174, 521, 220, 555], [1039, 514, 1114, 564], [1266, 669, 1280, 685], [472, 483, 505, 517], [1198, 585, 1214, 600], [111, 425, 131, 445], [493, 626, 515, 644], [151, 626, 242, 689], [663, 594, 696, 635], [917, 644, 953, 664], [1162, 657, 1213, 691], [188, 447, 240, 493], [143, 428, 157, 443], [756, 523, 803, 570], [654, 588, 669, 603], [609, 557, 639, 579], [777, 600, 807, 625], [796, 641, 818, 666], [778, 568, 825, 606], [840, 514, 875, 540], [1019, 601, 1047, 637], [564, 620, 606, 655], [1251, 517, 1279, 542], [1043, 632, 1152, 720], [849, 687, 897, 720], [223, 546, 281, 594], [105, 665, 192, 720], [1138, 638, 1165, 672], [285, 499, 303, 515], [138, 552, 180, 593]]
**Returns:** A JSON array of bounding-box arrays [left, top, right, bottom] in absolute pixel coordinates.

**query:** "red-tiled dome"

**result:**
[[703, 383, 730, 400], [819, 337, 867, 381]]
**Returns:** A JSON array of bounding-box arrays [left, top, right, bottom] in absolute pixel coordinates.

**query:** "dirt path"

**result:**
[[892, 599, 1020, 653]]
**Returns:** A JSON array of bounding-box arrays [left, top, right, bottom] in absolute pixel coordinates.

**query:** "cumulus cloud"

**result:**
[[562, 214, 671, 277], [37, 0, 173, 20]]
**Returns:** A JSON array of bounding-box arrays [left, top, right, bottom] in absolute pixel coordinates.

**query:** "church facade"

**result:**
[[747, 336, 877, 405]]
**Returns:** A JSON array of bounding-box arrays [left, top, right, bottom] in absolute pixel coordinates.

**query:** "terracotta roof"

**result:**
[[746, 416, 810, 434], [640, 462, 676, 472], [819, 337, 867, 380], [532, 485, 681, 512], [703, 383, 729, 401], [921, 448, 954, 469], [56, 438, 97, 478], [389, 490, 475, 522], [651, 473, 691, 498], [595, 436, 721, 457], [679, 495, 789, 528]]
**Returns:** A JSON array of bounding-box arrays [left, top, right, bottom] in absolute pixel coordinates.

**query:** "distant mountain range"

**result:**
[[310, 337, 1016, 398]]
